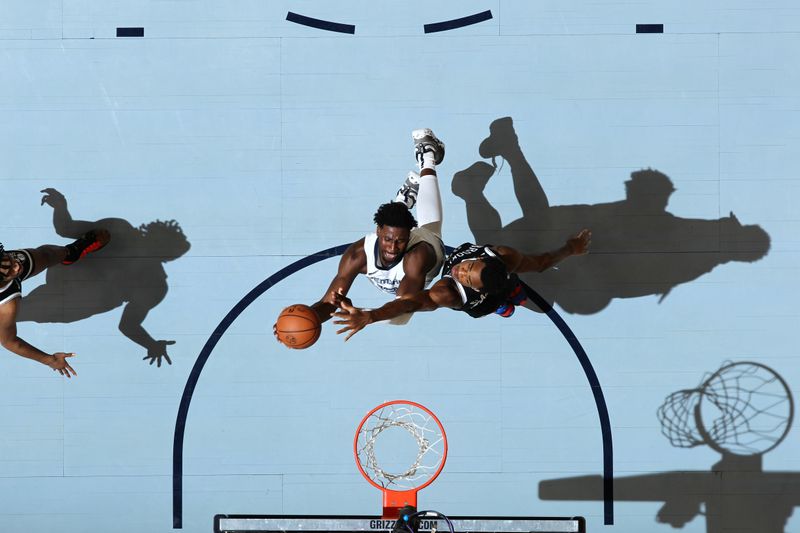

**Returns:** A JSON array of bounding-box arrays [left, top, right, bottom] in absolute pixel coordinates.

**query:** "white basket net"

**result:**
[[355, 402, 446, 491]]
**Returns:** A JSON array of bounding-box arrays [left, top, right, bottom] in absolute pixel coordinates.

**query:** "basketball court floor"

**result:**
[[1, 2, 798, 532]]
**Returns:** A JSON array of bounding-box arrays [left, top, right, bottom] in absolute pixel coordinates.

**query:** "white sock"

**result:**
[[416, 174, 443, 235], [418, 151, 437, 172]]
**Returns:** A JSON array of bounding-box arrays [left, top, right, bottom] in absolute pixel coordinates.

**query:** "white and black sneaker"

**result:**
[[412, 128, 445, 167], [394, 171, 421, 209]]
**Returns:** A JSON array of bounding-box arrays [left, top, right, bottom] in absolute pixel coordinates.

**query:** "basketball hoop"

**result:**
[[354, 400, 448, 519]]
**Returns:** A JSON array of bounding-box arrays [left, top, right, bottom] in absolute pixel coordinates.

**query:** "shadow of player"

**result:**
[[540, 361, 799, 533], [452, 117, 771, 314], [16, 189, 190, 366]]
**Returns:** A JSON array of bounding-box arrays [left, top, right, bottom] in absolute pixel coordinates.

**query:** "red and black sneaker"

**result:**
[[62, 229, 111, 265]]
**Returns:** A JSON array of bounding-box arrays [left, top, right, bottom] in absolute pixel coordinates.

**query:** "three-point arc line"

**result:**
[[285, 10, 495, 35], [172, 244, 614, 527]]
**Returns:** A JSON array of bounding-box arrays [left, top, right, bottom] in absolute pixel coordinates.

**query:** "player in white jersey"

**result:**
[[302, 128, 446, 331], [0, 226, 111, 377]]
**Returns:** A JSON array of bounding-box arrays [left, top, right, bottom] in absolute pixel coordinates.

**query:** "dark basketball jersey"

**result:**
[[0, 249, 35, 306], [441, 243, 520, 318]]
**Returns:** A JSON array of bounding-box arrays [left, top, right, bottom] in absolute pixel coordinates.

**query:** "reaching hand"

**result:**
[[332, 298, 372, 341], [40, 188, 67, 209], [331, 289, 353, 310], [143, 340, 175, 367], [567, 229, 592, 256], [48, 352, 77, 378]]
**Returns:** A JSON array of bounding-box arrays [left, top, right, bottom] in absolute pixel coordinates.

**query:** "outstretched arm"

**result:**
[[496, 229, 591, 273], [309, 239, 366, 324], [395, 243, 437, 298], [40, 188, 95, 238], [0, 299, 77, 377], [332, 279, 461, 341], [119, 283, 174, 367]]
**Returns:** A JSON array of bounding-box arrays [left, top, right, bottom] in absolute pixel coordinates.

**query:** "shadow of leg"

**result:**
[[452, 161, 503, 244], [480, 117, 550, 217]]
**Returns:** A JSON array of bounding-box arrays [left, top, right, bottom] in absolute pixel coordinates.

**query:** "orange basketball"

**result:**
[[275, 304, 321, 349]]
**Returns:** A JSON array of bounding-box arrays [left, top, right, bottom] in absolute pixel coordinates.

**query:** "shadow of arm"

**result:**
[[41, 188, 96, 238]]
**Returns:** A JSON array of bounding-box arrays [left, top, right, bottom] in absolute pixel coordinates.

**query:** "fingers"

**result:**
[[332, 307, 355, 319], [332, 289, 353, 308], [55, 364, 75, 378], [571, 229, 592, 254], [338, 300, 355, 312], [140, 353, 172, 366], [40, 190, 56, 205]]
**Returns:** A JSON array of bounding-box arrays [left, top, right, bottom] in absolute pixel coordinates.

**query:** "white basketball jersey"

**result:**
[[364, 226, 445, 296]]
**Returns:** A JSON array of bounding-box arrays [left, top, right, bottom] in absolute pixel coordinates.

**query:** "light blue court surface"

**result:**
[[1, 2, 799, 532]]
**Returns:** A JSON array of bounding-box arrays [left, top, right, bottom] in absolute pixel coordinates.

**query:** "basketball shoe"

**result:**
[[394, 171, 421, 209], [412, 128, 445, 167], [62, 229, 111, 265]]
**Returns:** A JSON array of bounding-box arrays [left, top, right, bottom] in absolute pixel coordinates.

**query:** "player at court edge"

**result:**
[[332, 229, 592, 340], [0, 224, 111, 377], [274, 128, 447, 343]]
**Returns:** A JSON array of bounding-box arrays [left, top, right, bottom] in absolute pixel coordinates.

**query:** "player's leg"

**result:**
[[23, 246, 64, 278], [479, 117, 549, 217], [393, 128, 445, 233], [411, 128, 444, 235], [26, 229, 111, 277], [451, 161, 504, 244]]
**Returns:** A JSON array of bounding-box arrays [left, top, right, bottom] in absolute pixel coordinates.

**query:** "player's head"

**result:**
[[624, 168, 675, 211], [373, 202, 418, 265], [451, 256, 510, 294], [138, 219, 191, 262]]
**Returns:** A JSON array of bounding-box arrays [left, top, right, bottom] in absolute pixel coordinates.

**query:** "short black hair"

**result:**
[[480, 256, 510, 295], [373, 202, 417, 230]]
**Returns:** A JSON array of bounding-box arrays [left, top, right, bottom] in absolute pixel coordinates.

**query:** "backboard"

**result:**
[[213, 514, 586, 533]]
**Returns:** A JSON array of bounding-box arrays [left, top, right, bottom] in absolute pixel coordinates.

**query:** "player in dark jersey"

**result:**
[[332, 229, 591, 340], [0, 227, 111, 377]]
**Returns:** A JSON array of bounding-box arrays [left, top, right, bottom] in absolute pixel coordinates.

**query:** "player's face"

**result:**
[[0, 253, 22, 282], [375, 225, 411, 265], [451, 259, 485, 290]]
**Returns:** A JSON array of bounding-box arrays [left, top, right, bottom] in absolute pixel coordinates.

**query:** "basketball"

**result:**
[[275, 304, 322, 349]]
